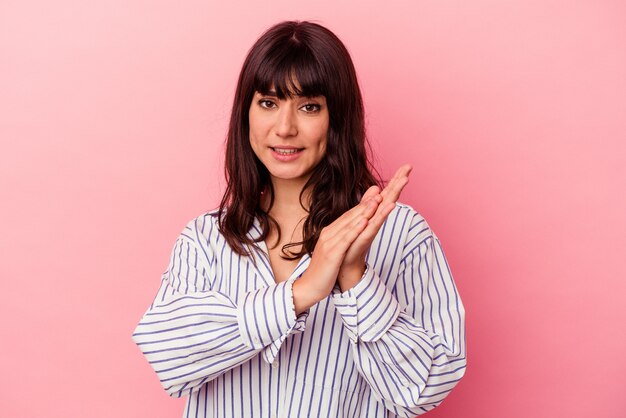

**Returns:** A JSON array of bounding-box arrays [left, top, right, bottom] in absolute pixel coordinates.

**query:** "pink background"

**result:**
[[1, 1, 625, 417]]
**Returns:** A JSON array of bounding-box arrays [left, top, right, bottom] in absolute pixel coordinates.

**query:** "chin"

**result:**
[[270, 172, 308, 181], [268, 167, 313, 182]]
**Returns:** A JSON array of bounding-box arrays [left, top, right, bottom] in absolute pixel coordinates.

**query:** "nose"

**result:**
[[274, 103, 298, 138]]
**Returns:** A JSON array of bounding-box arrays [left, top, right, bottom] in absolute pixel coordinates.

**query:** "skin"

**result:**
[[249, 88, 330, 282], [292, 165, 412, 314], [248, 89, 329, 192], [248, 86, 412, 315]]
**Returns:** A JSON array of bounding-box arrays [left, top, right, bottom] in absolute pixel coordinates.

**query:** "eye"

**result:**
[[258, 99, 276, 109], [300, 103, 321, 113]]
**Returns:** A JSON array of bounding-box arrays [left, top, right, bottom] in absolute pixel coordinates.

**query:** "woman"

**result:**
[[132, 20, 466, 417]]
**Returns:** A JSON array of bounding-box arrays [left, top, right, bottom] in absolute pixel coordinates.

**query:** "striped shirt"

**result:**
[[132, 202, 466, 417]]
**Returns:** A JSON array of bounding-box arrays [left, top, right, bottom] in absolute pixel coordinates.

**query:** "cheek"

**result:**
[[248, 123, 264, 148], [318, 116, 329, 146], [319, 126, 329, 150], [248, 108, 263, 137], [249, 134, 263, 159], [319, 140, 327, 158], [249, 117, 271, 142], [247, 121, 261, 154], [308, 120, 329, 145]]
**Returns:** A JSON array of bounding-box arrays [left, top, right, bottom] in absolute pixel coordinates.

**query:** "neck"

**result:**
[[262, 176, 312, 218]]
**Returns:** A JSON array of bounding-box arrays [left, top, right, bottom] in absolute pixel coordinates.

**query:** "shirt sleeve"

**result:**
[[131, 219, 309, 398], [331, 220, 466, 417]]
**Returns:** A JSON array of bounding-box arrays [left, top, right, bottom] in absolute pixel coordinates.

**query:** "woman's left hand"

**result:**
[[337, 164, 412, 292]]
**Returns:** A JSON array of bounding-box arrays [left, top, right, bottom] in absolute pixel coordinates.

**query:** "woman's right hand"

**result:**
[[292, 186, 383, 314]]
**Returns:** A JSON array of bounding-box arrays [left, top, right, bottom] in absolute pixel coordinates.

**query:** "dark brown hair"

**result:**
[[215, 20, 381, 259]]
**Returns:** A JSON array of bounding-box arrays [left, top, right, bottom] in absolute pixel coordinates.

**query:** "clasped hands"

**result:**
[[292, 164, 412, 315]]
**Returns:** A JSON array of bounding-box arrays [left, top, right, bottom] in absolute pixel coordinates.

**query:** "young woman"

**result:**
[[132, 20, 466, 418]]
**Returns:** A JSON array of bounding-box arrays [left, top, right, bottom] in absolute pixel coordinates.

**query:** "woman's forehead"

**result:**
[[255, 69, 326, 99], [254, 88, 325, 99], [259, 78, 302, 95]]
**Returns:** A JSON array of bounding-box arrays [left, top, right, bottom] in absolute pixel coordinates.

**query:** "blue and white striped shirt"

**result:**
[[132, 202, 466, 417]]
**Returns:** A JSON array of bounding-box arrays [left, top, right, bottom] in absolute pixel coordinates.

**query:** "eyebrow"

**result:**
[[258, 90, 324, 100]]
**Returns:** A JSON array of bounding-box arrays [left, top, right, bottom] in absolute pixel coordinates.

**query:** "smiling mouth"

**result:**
[[271, 147, 303, 155]]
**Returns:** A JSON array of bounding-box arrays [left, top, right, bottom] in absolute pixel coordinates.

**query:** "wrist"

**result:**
[[337, 262, 366, 292], [292, 271, 327, 315]]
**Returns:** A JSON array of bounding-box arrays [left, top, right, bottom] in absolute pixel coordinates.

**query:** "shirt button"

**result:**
[[252, 336, 260, 344], [272, 360, 279, 369]]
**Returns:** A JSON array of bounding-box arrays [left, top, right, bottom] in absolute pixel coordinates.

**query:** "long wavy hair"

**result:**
[[215, 20, 382, 259]]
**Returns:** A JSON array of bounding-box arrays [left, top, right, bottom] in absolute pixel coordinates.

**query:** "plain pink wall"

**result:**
[[1, 1, 625, 417]]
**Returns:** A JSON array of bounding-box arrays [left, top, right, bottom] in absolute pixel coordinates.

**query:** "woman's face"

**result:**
[[248, 86, 329, 186]]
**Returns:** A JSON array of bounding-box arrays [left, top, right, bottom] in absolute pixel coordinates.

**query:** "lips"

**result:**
[[270, 146, 304, 161], [271, 147, 303, 155]]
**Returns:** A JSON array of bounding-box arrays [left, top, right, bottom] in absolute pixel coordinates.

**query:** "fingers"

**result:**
[[316, 164, 412, 262], [360, 185, 381, 202], [341, 200, 396, 264], [329, 211, 370, 254], [316, 190, 382, 259], [323, 193, 380, 236], [380, 164, 412, 202], [349, 164, 412, 246], [364, 200, 397, 233], [307, 167, 412, 297], [327, 164, 411, 240], [376, 164, 412, 217], [315, 209, 369, 264]]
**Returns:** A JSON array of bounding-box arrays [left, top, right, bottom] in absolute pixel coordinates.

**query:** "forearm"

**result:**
[[133, 275, 309, 397], [332, 259, 466, 415], [352, 316, 466, 416], [132, 283, 257, 397], [337, 262, 366, 292], [291, 253, 368, 315]]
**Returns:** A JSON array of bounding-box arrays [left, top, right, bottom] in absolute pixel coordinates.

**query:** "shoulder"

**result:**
[[177, 208, 223, 249], [389, 202, 432, 234], [388, 201, 436, 251]]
